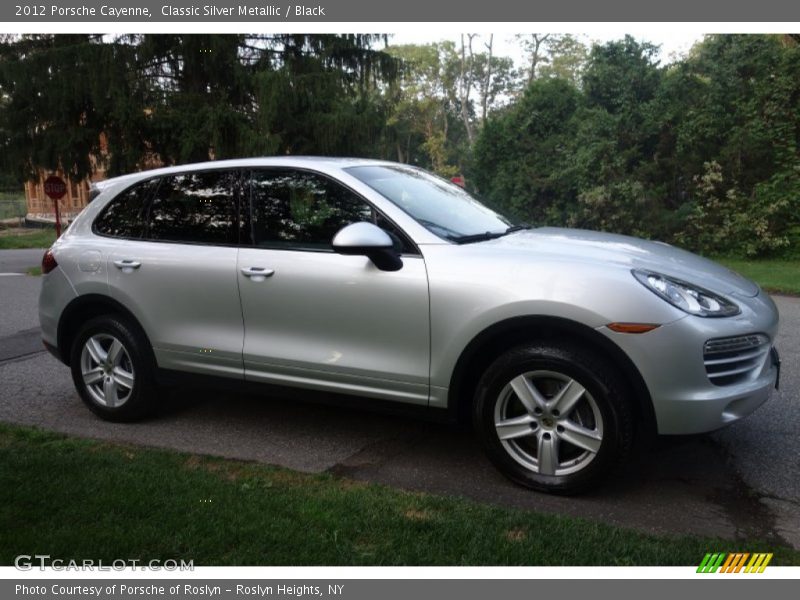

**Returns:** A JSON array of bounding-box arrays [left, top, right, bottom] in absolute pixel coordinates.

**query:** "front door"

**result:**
[[237, 169, 430, 404]]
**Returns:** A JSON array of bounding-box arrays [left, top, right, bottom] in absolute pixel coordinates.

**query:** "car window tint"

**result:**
[[147, 171, 238, 245], [94, 179, 156, 238], [249, 170, 375, 251]]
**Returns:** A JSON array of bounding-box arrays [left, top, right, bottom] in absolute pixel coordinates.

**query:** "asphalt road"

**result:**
[[0, 247, 797, 548], [0, 247, 44, 274]]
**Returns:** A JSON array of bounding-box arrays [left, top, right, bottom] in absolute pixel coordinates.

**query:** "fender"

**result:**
[[446, 315, 656, 436]]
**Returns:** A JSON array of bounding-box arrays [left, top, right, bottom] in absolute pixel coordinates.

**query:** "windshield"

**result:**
[[345, 165, 513, 242]]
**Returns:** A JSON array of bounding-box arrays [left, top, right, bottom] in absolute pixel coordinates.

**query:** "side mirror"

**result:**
[[332, 222, 403, 272]]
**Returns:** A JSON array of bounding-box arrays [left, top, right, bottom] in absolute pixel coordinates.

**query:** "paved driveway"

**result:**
[[0, 251, 797, 548]]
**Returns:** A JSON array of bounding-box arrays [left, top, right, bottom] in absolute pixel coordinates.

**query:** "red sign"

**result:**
[[43, 175, 67, 200]]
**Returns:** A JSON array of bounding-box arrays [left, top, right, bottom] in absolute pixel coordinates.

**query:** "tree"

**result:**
[[384, 38, 515, 174], [136, 34, 252, 163], [472, 34, 800, 256], [516, 34, 589, 87], [516, 33, 549, 84], [667, 35, 800, 255], [471, 78, 582, 223], [0, 34, 398, 181], [538, 34, 589, 87], [243, 34, 397, 158], [583, 36, 661, 115], [456, 35, 516, 141], [0, 34, 146, 180], [563, 36, 665, 236], [385, 42, 461, 174]]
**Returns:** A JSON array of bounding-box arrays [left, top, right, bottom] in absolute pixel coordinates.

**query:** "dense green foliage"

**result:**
[[1, 33, 798, 256], [472, 35, 800, 257], [0, 34, 397, 179]]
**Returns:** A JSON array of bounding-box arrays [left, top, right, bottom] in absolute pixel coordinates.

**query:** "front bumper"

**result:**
[[771, 346, 781, 390], [649, 360, 777, 434], [42, 338, 61, 361], [600, 289, 780, 435]]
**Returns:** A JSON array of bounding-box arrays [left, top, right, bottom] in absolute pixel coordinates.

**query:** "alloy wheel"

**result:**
[[79, 333, 135, 408], [493, 370, 604, 476]]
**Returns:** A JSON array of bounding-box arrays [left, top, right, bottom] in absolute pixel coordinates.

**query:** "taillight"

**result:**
[[42, 249, 58, 274]]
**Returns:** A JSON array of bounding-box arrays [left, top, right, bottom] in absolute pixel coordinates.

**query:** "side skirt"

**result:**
[[155, 368, 454, 424]]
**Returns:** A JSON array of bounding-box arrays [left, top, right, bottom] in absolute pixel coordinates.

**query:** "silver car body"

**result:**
[[39, 157, 780, 435]]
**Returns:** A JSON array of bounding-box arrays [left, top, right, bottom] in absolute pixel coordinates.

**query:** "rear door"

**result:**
[[237, 168, 431, 404], [106, 169, 245, 379]]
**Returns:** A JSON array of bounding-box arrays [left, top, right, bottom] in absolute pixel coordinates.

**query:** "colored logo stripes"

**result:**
[[697, 552, 773, 573]]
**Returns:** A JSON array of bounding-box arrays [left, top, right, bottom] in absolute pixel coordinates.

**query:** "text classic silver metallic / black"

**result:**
[[38, 158, 780, 493]]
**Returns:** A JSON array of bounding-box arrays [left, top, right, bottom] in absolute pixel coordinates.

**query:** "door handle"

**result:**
[[113, 259, 141, 271], [241, 267, 275, 281]]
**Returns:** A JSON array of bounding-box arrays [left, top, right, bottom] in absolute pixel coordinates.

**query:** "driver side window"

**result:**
[[248, 169, 413, 253]]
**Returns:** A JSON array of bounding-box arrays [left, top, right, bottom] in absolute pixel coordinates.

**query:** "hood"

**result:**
[[481, 227, 760, 297]]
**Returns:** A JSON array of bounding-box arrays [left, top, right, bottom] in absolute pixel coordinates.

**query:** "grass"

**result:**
[[0, 423, 797, 567], [716, 257, 800, 296], [26, 266, 42, 276], [0, 227, 56, 249]]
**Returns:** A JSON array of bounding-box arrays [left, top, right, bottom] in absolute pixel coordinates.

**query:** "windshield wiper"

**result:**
[[448, 231, 503, 244], [449, 225, 530, 244]]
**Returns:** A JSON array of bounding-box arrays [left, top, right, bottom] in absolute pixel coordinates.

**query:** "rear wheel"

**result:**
[[70, 315, 158, 422], [473, 342, 634, 494]]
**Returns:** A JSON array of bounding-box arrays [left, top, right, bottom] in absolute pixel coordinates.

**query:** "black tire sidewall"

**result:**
[[473, 343, 632, 494], [69, 315, 156, 422]]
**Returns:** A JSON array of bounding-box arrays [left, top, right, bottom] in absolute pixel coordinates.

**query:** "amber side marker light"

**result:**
[[607, 322, 660, 334]]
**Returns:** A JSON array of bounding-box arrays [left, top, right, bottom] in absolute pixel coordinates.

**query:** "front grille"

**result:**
[[703, 334, 771, 386]]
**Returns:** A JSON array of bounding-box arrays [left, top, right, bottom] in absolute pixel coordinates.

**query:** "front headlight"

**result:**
[[632, 270, 740, 317]]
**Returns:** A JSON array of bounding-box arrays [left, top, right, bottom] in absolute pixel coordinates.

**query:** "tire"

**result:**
[[69, 314, 159, 422], [473, 342, 634, 494]]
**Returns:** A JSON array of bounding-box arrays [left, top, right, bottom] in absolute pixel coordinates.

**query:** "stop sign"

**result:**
[[43, 175, 67, 200]]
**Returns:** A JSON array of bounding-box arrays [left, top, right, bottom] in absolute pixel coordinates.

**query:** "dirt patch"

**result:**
[[184, 455, 247, 481], [184, 455, 203, 469], [337, 478, 370, 491], [403, 508, 433, 521], [505, 528, 527, 542]]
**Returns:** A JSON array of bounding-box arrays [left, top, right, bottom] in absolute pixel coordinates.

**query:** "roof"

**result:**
[[91, 156, 396, 192]]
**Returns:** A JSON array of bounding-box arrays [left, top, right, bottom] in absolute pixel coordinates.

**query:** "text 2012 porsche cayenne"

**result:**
[[39, 158, 780, 493]]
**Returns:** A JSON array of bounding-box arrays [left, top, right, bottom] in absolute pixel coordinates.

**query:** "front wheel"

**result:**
[[473, 342, 634, 494]]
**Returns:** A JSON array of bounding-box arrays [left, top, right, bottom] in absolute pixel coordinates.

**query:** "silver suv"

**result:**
[[38, 158, 780, 493]]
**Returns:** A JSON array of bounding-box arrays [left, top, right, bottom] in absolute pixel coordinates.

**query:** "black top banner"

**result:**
[[4, 0, 800, 22]]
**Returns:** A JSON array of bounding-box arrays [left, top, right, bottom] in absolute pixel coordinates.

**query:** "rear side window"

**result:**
[[93, 179, 156, 238], [146, 171, 239, 245]]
